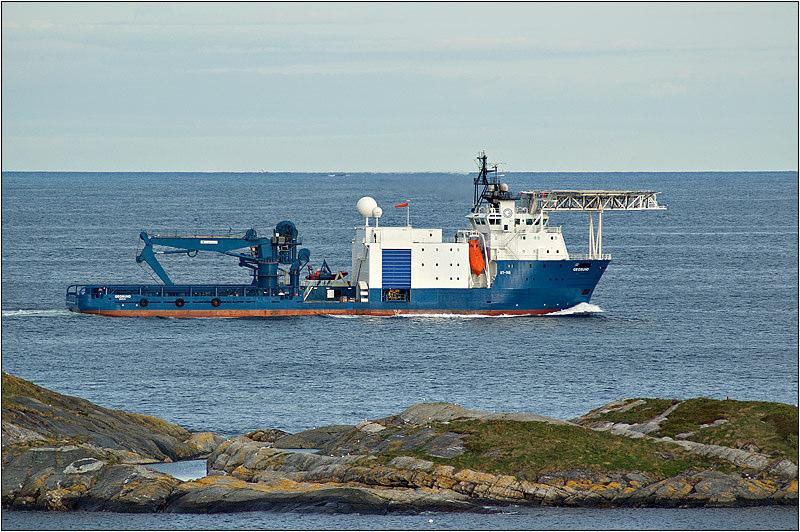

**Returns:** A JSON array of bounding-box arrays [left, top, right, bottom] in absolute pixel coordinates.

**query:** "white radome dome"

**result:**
[[372, 207, 383, 218], [357, 196, 378, 218]]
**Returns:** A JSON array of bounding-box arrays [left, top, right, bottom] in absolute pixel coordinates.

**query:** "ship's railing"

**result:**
[[65, 284, 294, 298], [568, 253, 612, 261], [144, 228, 256, 239], [475, 206, 530, 215]]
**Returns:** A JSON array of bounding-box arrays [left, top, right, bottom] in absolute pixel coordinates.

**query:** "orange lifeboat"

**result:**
[[468, 239, 485, 275]]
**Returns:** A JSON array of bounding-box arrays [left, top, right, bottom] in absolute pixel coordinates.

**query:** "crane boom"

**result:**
[[135, 223, 310, 295]]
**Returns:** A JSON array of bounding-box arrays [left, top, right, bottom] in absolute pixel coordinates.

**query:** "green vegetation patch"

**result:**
[[383, 419, 725, 480], [656, 398, 798, 459], [585, 399, 678, 425]]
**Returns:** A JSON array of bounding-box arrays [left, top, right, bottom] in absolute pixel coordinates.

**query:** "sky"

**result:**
[[1, 2, 797, 172]]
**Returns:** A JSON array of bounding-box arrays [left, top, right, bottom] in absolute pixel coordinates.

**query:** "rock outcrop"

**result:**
[[205, 434, 797, 509], [2, 375, 797, 514], [1, 443, 180, 512], [2, 373, 223, 462]]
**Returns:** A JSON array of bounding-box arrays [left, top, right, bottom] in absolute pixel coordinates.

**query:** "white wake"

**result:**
[[547, 302, 604, 316], [2, 309, 77, 318]]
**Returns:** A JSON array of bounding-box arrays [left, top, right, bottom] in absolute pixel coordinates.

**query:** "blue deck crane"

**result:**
[[135, 221, 310, 296]]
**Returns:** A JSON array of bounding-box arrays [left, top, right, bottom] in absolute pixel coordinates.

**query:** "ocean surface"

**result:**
[[1, 170, 798, 529]]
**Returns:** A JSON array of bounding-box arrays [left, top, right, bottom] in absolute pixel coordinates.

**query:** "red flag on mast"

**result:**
[[394, 202, 409, 208]]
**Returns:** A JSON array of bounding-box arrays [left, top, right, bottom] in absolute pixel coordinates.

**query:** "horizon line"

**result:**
[[2, 169, 797, 174]]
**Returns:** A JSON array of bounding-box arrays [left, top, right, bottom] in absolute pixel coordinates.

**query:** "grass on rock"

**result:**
[[655, 398, 798, 459], [582, 399, 677, 425], [384, 419, 724, 480]]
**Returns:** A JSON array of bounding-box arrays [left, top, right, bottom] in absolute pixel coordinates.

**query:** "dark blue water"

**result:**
[[3, 507, 798, 530], [2, 171, 797, 529]]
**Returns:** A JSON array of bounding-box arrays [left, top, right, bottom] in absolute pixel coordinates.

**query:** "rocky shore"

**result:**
[[2, 373, 797, 514]]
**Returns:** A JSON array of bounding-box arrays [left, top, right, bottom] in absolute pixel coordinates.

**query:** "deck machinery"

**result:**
[[67, 153, 666, 317]]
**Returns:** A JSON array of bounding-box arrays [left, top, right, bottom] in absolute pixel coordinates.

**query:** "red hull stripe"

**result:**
[[78, 308, 556, 318]]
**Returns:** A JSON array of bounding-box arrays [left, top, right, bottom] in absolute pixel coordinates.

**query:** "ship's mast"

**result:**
[[472, 151, 510, 211]]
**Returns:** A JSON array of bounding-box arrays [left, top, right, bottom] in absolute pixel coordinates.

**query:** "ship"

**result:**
[[66, 153, 666, 317]]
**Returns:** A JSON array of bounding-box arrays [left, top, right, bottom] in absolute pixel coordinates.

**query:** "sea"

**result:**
[[1, 170, 798, 530]]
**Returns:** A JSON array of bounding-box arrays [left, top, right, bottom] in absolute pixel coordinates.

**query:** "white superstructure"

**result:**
[[352, 225, 471, 290], [464, 198, 568, 262], [348, 152, 666, 301], [349, 195, 570, 294]]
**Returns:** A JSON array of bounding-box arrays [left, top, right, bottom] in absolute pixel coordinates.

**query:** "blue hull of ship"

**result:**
[[67, 259, 610, 317]]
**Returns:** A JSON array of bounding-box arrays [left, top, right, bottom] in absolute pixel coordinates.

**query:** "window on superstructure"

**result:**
[[526, 219, 533, 225]]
